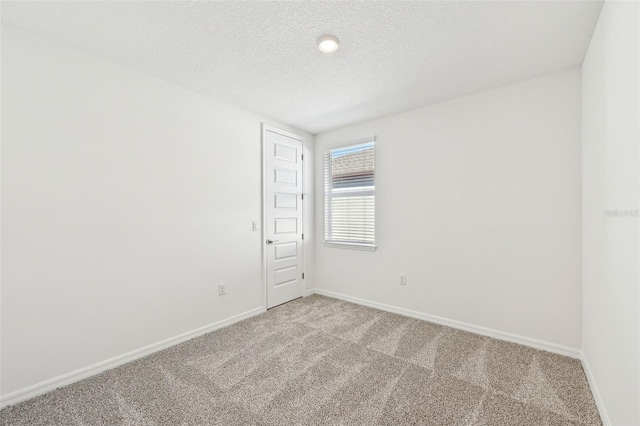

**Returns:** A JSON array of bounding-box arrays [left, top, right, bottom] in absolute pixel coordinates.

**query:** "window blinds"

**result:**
[[324, 141, 375, 247]]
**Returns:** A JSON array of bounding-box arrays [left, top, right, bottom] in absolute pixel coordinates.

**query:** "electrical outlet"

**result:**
[[399, 274, 407, 285], [252, 221, 259, 231], [218, 283, 226, 296]]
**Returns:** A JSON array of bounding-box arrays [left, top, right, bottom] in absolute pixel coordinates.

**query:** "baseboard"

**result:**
[[0, 306, 265, 409], [580, 352, 611, 426], [304, 288, 317, 296], [313, 288, 581, 359]]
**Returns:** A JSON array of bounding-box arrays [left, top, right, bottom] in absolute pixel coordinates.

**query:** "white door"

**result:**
[[264, 128, 304, 308]]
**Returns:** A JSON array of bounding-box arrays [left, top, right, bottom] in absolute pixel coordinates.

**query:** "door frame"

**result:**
[[261, 124, 306, 310]]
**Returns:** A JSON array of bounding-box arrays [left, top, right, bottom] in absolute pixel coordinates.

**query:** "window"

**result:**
[[323, 139, 375, 250]]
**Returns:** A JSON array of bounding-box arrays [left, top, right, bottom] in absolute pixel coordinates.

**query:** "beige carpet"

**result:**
[[0, 294, 601, 425]]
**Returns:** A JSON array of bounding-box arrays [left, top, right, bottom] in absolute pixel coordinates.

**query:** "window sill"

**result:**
[[323, 242, 377, 252]]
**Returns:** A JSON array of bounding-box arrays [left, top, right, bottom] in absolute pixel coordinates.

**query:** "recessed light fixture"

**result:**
[[317, 35, 340, 53]]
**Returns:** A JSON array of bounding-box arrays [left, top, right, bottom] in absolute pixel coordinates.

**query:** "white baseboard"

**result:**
[[304, 288, 317, 297], [580, 353, 611, 426], [0, 306, 265, 409], [312, 288, 581, 359]]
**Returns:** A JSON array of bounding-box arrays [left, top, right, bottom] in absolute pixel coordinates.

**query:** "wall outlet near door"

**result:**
[[218, 283, 227, 296], [399, 274, 407, 286]]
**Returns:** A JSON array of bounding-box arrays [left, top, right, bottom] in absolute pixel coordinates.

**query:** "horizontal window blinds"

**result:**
[[324, 141, 375, 246]]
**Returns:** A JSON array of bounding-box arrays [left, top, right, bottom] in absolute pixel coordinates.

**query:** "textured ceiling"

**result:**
[[2, 1, 603, 134]]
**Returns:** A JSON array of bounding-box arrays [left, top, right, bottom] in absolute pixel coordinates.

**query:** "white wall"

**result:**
[[581, 1, 639, 424], [0, 26, 314, 398], [314, 69, 582, 350]]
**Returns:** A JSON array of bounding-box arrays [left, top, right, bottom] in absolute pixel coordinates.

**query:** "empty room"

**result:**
[[1, 0, 638, 425]]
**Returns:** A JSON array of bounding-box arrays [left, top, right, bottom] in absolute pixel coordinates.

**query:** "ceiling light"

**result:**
[[317, 35, 340, 53]]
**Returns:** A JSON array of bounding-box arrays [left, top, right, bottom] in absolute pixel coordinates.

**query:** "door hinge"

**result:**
[[302, 272, 305, 279], [301, 193, 304, 200], [301, 154, 304, 161], [301, 233, 304, 240]]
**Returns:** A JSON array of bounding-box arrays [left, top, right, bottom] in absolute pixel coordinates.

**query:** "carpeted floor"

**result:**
[[0, 294, 601, 425]]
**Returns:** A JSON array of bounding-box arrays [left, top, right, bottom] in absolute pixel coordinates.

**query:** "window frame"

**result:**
[[322, 137, 377, 252]]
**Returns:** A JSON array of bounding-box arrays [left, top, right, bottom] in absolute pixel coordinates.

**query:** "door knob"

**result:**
[[266, 239, 279, 245]]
